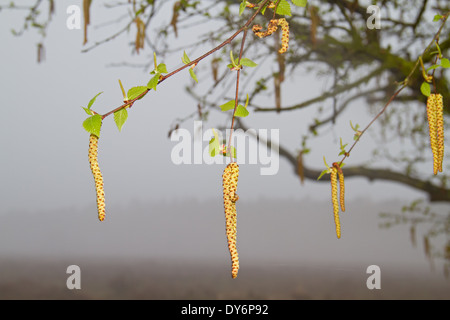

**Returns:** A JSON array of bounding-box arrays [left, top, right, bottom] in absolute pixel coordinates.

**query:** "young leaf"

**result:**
[[292, 0, 307, 7], [87, 92, 103, 109], [420, 81, 431, 97], [220, 100, 236, 112], [83, 114, 102, 137], [209, 129, 220, 157], [114, 108, 128, 132], [426, 64, 441, 72], [147, 73, 160, 90], [157, 63, 168, 74], [189, 68, 199, 83], [82, 107, 94, 116], [441, 58, 450, 68], [209, 137, 219, 157], [323, 156, 330, 169], [229, 50, 236, 68], [234, 105, 249, 117], [240, 58, 258, 67], [317, 169, 329, 181], [118, 79, 127, 100], [244, 94, 250, 108], [276, 0, 292, 16], [127, 86, 148, 101], [350, 120, 360, 131], [239, 1, 246, 15], [433, 14, 443, 22], [182, 51, 191, 64]]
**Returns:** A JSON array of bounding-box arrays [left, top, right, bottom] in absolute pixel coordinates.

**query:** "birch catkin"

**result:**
[[330, 167, 341, 239], [252, 18, 290, 54], [435, 94, 444, 172], [336, 165, 345, 212], [222, 162, 240, 279], [252, 19, 278, 38], [427, 93, 444, 175], [277, 18, 290, 54], [88, 134, 105, 221]]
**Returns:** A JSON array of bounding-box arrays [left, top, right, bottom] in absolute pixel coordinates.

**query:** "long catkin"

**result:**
[[337, 167, 345, 212], [277, 18, 290, 54], [252, 18, 290, 54], [330, 167, 341, 239], [88, 134, 105, 221], [435, 94, 444, 172], [222, 162, 240, 279], [427, 94, 442, 175], [252, 19, 278, 38]]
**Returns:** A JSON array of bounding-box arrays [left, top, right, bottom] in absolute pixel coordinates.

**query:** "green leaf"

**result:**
[[209, 129, 220, 157], [83, 114, 102, 137], [240, 58, 257, 67], [261, 5, 267, 15], [234, 105, 249, 117], [229, 50, 237, 67], [209, 137, 219, 157], [420, 81, 431, 97], [114, 108, 128, 132], [441, 58, 450, 68], [182, 51, 191, 64], [276, 0, 291, 16], [82, 107, 94, 116], [350, 120, 360, 131], [426, 64, 441, 71], [157, 63, 168, 74], [239, 1, 246, 15], [220, 100, 236, 112], [433, 14, 443, 22], [317, 169, 329, 181], [87, 92, 103, 109], [127, 86, 148, 101], [189, 68, 198, 83], [147, 73, 160, 90], [291, 0, 307, 7]]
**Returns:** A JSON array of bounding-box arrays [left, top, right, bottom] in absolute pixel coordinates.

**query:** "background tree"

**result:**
[[2, 0, 449, 275]]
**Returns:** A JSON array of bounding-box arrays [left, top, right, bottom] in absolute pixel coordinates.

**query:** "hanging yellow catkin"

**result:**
[[222, 162, 240, 279], [252, 19, 279, 38], [334, 163, 345, 212], [88, 134, 105, 221], [252, 18, 289, 54], [330, 167, 341, 239], [427, 94, 439, 175], [277, 18, 289, 54], [435, 93, 444, 172]]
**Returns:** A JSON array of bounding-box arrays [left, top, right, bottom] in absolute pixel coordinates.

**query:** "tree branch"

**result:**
[[235, 118, 450, 202]]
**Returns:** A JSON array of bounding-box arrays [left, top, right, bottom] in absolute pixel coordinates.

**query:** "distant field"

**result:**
[[0, 257, 448, 300], [1, 198, 449, 299]]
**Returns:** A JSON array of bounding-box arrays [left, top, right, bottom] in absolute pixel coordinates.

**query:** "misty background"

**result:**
[[0, 1, 449, 299]]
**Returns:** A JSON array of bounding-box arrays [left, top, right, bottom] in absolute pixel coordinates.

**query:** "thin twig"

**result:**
[[338, 11, 449, 166], [227, 28, 248, 163], [97, 0, 272, 119]]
